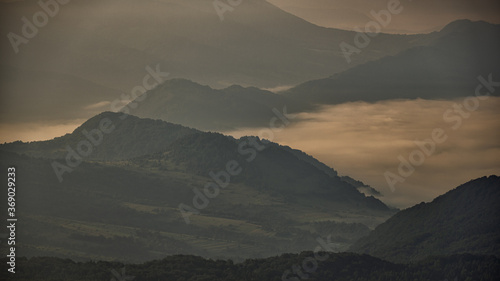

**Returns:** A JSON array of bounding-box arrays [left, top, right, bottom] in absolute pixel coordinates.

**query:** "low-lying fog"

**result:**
[[226, 97, 500, 209]]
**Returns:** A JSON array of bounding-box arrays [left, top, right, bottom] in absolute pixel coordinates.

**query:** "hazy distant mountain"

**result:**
[[0, 112, 394, 262], [272, 5, 374, 31], [137, 131, 386, 207], [123, 20, 500, 132], [128, 79, 308, 131], [0, 0, 426, 89], [285, 20, 500, 104], [0, 65, 124, 123], [0, 0, 431, 124], [350, 175, 500, 263]]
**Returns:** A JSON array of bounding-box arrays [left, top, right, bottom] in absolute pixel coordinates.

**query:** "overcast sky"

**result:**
[[268, 0, 500, 33]]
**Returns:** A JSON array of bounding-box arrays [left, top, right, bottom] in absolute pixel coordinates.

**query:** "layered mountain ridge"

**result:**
[[0, 112, 394, 262], [284, 20, 500, 104], [350, 175, 500, 262]]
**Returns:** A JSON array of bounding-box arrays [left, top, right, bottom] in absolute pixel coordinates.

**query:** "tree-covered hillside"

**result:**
[[350, 175, 500, 262], [2, 252, 499, 281], [0, 113, 393, 262]]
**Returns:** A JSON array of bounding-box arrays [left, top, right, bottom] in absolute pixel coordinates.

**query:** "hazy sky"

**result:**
[[226, 97, 500, 208], [268, 0, 500, 33]]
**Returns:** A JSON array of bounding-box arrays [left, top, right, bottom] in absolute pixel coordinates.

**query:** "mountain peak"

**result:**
[[440, 19, 496, 34], [351, 175, 500, 262], [0, 111, 200, 161], [157, 78, 212, 92], [72, 111, 138, 134]]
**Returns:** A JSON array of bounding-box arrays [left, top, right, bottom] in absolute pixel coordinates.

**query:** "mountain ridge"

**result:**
[[0, 112, 396, 261], [127, 78, 310, 131], [0, 111, 385, 198], [283, 20, 500, 104], [350, 175, 500, 262], [0, 0, 437, 125]]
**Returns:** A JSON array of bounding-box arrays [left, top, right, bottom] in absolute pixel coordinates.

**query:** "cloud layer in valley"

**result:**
[[225, 97, 500, 208]]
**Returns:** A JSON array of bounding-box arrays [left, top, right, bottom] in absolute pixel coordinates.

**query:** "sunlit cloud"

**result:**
[[263, 85, 295, 93], [84, 101, 112, 110], [0, 119, 86, 143], [225, 97, 500, 208]]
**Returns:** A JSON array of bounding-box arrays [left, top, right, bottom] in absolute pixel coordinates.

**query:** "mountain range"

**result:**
[[0, 112, 393, 262], [121, 20, 500, 132], [2, 0, 497, 133], [0, 0, 446, 126], [350, 175, 500, 262], [1, 112, 498, 264], [1, 0, 499, 273], [128, 79, 307, 131], [284, 20, 500, 104]]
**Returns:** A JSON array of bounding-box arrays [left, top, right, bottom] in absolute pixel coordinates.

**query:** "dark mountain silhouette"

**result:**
[[2, 110, 384, 200], [0, 112, 394, 262], [0, 112, 199, 161], [285, 20, 500, 104], [350, 175, 500, 263], [128, 79, 308, 131], [4, 253, 499, 281], [137, 131, 385, 207]]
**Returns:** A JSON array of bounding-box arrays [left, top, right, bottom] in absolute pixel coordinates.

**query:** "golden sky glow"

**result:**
[[225, 97, 500, 208]]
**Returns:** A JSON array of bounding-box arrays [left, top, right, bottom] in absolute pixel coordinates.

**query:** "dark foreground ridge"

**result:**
[[351, 175, 500, 262], [2, 252, 499, 281], [0, 112, 392, 262]]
